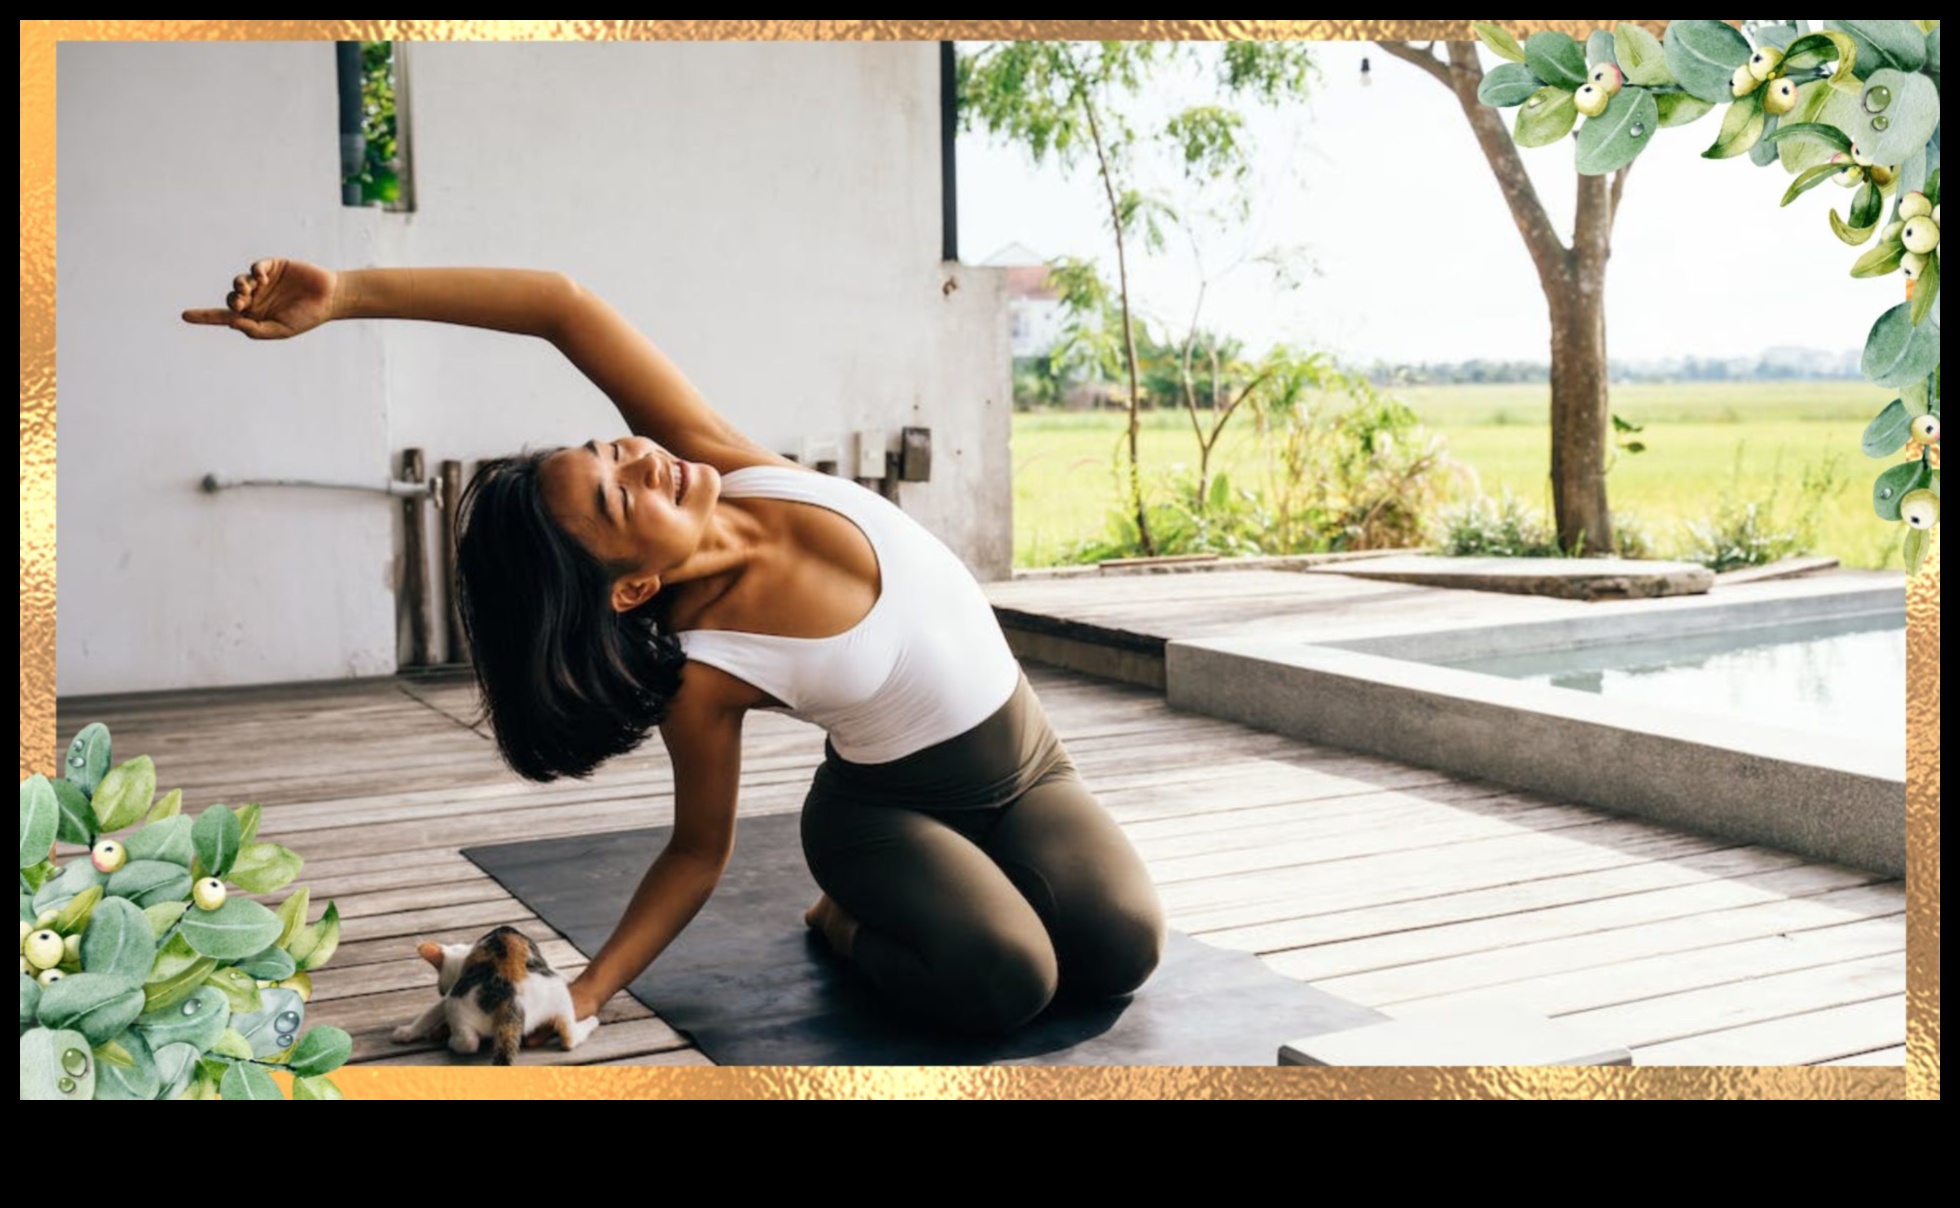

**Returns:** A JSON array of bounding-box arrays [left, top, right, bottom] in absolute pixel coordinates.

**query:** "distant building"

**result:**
[[983, 243, 1068, 359]]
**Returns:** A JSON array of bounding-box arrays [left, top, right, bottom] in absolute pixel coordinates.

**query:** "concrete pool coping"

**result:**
[[1165, 578, 1907, 877]]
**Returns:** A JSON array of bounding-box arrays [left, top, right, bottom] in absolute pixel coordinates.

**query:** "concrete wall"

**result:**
[[57, 41, 1010, 696]]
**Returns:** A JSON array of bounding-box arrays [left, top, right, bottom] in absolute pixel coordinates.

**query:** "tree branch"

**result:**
[[1372, 40, 1452, 88], [1608, 163, 1632, 232]]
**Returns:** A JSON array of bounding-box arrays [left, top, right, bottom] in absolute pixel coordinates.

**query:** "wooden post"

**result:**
[[400, 448, 430, 668], [440, 458, 467, 665]]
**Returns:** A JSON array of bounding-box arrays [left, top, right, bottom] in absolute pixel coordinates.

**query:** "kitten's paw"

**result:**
[[391, 1025, 419, 1044], [447, 1030, 481, 1055], [570, 1016, 600, 1048]]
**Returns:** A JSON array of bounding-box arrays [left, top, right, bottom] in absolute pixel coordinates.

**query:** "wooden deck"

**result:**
[[55, 658, 1905, 1068]]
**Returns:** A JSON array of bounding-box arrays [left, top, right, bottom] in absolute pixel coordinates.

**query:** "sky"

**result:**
[[956, 39, 1889, 366]]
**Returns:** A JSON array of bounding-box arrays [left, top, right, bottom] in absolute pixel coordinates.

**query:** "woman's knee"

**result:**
[[1067, 891, 1166, 1001], [934, 927, 1059, 1033]]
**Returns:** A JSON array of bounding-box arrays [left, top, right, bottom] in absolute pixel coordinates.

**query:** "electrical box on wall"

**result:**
[[855, 429, 887, 479], [899, 427, 932, 482]]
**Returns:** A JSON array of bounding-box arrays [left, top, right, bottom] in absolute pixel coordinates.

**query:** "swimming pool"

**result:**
[[1166, 578, 1908, 876]]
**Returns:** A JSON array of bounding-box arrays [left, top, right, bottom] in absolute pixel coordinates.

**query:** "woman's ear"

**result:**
[[612, 572, 661, 614]]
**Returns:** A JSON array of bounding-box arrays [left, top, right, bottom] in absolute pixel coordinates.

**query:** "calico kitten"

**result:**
[[391, 925, 599, 1065]]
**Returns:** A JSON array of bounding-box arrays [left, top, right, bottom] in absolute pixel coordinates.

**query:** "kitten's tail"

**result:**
[[491, 999, 524, 1066]]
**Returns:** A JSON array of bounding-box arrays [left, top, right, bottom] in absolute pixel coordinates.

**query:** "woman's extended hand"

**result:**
[[182, 258, 338, 339]]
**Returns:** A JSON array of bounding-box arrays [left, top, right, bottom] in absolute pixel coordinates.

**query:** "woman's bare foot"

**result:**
[[803, 893, 859, 959]]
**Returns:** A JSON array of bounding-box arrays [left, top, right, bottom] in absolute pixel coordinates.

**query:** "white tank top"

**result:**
[[675, 465, 1021, 764]]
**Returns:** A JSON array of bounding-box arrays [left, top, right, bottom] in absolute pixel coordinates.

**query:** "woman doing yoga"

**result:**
[[185, 259, 1165, 1034]]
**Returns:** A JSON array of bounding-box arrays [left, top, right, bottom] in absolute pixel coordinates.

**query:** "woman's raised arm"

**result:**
[[184, 258, 787, 471]]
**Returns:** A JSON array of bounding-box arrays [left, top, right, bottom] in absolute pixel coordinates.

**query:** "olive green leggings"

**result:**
[[800, 671, 1165, 1034]]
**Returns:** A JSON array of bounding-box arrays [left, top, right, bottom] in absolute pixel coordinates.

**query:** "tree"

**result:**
[[1375, 38, 1629, 554], [958, 41, 1317, 555]]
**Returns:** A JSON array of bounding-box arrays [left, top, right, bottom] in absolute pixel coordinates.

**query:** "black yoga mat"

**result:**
[[463, 812, 1384, 1066]]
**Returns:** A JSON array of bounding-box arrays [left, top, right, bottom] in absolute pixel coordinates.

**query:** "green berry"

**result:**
[[1762, 77, 1800, 115], [1901, 217, 1940, 255], [19, 920, 30, 949], [1589, 63, 1624, 95], [35, 909, 59, 928], [1901, 489, 1940, 530], [1748, 47, 1784, 81], [1910, 415, 1940, 445], [36, 968, 64, 988], [192, 877, 227, 911], [1902, 252, 1927, 281], [1731, 64, 1762, 97], [1574, 83, 1610, 118], [90, 838, 127, 874], [1898, 192, 1933, 220], [23, 928, 63, 970], [62, 933, 82, 966], [1884, 220, 1905, 242]]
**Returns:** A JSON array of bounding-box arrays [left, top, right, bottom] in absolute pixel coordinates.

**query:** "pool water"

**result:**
[[1435, 611, 1907, 748]]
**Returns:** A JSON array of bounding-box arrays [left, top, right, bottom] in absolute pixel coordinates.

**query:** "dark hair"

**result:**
[[454, 449, 685, 782]]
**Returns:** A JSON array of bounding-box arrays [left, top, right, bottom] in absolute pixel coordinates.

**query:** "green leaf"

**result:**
[[233, 986, 305, 1058], [1850, 239, 1907, 278], [1910, 251, 1940, 327], [1872, 459, 1931, 520], [134, 985, 229, 1052], [141, 933, 218, 1012], [205, 965, 263, 1014], [20, 859, 55, 893], [51, 779, 97, 847], [106, 859, 192, 909], [53, 884, 102, 935], [287, 902, 341, 972], [1614, 25, 1671, 87], [20, 1026, 95, 1100], [1855, 69, 1940, 168], [234, 803, 264, 845], [1575, 87, 1658, 175], [237, 944, 297, 982], [91, 756, 155, 834], [1826, 20, 1928, 73], [80, 896, 156, 981], [1764, 120, 1855, 155], [1863, 399, 1915, 456], [1586, 30, 1616, 69], [288, 1024, 353, 1077], [21, 972, 40, 1032], [1666, 20, 1753, 104], [1904, 525, 1931, 572], [192, 804, 241, 878], [61, 723, 112, 798], [212, 1026, 254, 1060], [274, 888, 311, 948], [1704, 94, 1766, 160], [1472, 22, 1527, 64], [1524, 31, 1587, 91], [1476, 61, 1542, 108], [1850, 181, 1884, 229], [143, 899, 188, 937], [1781, 31, 1859, 87], [1780, 164, 1841, 208], [1930, 167, 1943, 210], [220, 1059, 284, 1101], [20, 775, 58, 871], [35, 971, 146, 1046], [1901, 377, 1931, 416], [1513, 87, 1578, 148], [292, 1073, 345, 1101], [227, 842, 302, 893], [123, 814, 194, 867], [1862, 301, 1942, 387], [33, 859, 99, 915], [93, 1031, 161, 1101], [1655, 92, 1716, 127], [152, 1040, 201, 1099], [180, 896, 284, 960], [140, 788, 183, 827], [1829, 207, 1877, 246]]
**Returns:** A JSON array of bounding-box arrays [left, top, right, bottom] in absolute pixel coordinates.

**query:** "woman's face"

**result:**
[[538, 435, 719, 602]]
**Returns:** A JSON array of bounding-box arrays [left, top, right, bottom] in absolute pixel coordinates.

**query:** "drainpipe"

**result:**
[[337, 42, 365, 205]]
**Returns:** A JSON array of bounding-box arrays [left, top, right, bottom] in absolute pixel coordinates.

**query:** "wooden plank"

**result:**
[[1557, 954, 1905, 1049], [1630, 995, 1905, 1066], [1309, 883, 1906, 1004], [1822, 1046, 1906, 1065], [1252, 862, 1889, 980]]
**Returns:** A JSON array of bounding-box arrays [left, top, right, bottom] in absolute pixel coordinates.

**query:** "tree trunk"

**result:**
[[1547, 265, 1614, 554]]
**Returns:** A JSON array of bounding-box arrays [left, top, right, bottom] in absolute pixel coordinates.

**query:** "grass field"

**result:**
[[1012, 381, 1902, 570]]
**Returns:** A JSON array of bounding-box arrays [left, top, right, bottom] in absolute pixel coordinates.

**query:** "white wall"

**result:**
[[57, 41, 1010, 696]]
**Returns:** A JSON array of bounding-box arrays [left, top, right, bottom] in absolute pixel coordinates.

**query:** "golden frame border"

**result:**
[[18, 20, 1936, 1100]]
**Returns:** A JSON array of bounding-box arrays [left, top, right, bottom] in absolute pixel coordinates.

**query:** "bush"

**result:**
[[1435, 491, 1566, 557], [1679, 447, 1846, 573]]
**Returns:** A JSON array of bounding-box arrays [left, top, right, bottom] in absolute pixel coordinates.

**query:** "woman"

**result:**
[[185, 259, 1164, 1035]]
